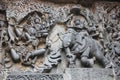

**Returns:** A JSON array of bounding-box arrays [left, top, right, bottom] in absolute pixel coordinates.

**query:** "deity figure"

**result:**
[[5, 13, 48, 67]]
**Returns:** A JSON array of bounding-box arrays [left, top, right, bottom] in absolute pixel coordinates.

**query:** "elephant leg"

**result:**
[[92, 50, 110, 68], [81, 57, 95, 67], [81, 47, 94, 67], [65, 47, 76, 67]]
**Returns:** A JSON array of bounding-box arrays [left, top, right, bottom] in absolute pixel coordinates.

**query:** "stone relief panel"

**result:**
[[0, 0, 120, 80], [94, 2, 120, 80]]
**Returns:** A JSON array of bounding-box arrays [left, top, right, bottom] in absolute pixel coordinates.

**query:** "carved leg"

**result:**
[[25, 49, 45, 61], [81, 57, 95, 67], [81, 47, 94, 67], [65, 47, 76, 67], [93, 50, 110, 68]]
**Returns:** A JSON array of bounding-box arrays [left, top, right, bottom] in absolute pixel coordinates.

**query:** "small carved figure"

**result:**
[[2, 12, 51, 69], [87, 23, 100, 38]]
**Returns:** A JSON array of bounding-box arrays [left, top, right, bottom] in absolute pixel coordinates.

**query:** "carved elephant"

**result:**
[[63, 28, 111, 68]]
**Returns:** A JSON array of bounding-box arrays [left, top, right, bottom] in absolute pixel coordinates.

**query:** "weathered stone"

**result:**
[[0, 68, 115, 80], [0, 0, 120, 80], [65, 68, 115, 80]]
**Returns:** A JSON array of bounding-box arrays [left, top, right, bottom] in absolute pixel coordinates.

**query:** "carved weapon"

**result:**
[[8, 25, 15, 42], [14, 25, 22, 37], [10, 48, 20, 62]]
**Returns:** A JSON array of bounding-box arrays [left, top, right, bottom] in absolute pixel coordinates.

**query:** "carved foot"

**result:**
[[81, 57, 95, 67], [89, 57, 96, 67], [32, 65, 51, 73], [69, 63, 76, 68]]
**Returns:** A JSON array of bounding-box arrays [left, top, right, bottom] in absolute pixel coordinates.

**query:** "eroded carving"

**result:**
[[0, 1, 120, 80], [62, 14, 111, 68]]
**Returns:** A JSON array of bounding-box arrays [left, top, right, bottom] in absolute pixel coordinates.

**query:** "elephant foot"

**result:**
[[89, 57, 96, 67], [81, 57, 96, 67], [68, 63, 76, 68]]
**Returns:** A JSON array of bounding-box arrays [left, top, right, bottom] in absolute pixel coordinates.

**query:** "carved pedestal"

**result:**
[[64, 68, 115, 80]]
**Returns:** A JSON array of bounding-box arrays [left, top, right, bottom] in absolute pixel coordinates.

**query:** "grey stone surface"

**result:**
[[0, 0, 120, 80], [0, 68, 115, 80], [64, 68, 115, 80]]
